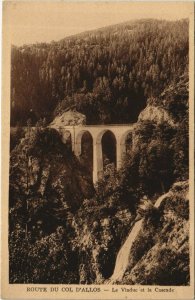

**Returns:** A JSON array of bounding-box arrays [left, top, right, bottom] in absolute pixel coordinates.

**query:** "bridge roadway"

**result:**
[[52, 123, 135, 183]]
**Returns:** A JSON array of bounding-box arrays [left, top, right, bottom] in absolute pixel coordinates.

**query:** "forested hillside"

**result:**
[[11, 19, 188, 125], [9, 18, 190, 285], [9, 73, 189, 284]]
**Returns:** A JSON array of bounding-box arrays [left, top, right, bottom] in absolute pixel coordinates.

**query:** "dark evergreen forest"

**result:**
[[11, 19, 188, 126], [9, 18, 190, 285]]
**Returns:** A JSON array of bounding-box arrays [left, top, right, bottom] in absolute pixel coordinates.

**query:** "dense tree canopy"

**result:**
[[9, 18, 190, 285], [11, 19, 188, 125]]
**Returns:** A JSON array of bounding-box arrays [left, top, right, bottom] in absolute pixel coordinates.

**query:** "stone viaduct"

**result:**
[[55, 124, 135, 183]]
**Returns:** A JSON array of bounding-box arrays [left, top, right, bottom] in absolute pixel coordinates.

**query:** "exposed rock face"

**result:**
[[9, 126, 190, 285], [9, 128, 94, 228], [9, 127, 96, 284], [64, 181, 189, 286], [138, 105, 175, 127], [114, 181, 190, 285], [71, 202, 133, 284], [9, 70, 189, 284], [50, 110, 86, 128]]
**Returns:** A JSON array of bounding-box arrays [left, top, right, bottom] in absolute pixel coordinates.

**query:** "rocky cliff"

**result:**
[[110, 181, 190, 285], [138, 105, 175, 127], [9, 127, 94, 228], [50, 110, 86, 128], [65, 180, 189, 285], [9, 72, 189, 284]]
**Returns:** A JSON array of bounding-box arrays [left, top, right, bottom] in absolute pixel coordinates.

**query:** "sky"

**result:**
[[3, 1, 193, 46]]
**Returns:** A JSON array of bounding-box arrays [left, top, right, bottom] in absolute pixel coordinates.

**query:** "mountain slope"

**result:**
[[9, 18, 190, 285], [118, 181, 189, 285], [11, 19, 188, 125]]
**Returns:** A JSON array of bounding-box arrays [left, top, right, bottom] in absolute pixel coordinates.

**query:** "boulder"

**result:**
[[50, 110, 86, 128], [138, 105, 175, 127]]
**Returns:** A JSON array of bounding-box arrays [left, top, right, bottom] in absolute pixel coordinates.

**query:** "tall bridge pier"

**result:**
[[54, 124, 135, 183]]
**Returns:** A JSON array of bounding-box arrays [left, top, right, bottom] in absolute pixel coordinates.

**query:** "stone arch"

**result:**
[[75, 130, 93, 179], [120, 130, 133, 161], [102, 130, 117, 169], [94, 130, 117, 181], [75, 130, 93, 157], [96, 129, 116, 145]]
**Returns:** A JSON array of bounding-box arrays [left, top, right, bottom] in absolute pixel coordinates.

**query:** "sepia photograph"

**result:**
[[1, 1, 194, 299]]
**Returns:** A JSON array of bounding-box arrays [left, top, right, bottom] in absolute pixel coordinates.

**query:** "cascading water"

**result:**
[[109, 219, 143, 283], [109, 192, 170, 283]]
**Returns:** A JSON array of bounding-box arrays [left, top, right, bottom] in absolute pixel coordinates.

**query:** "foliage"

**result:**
[[9, 127, 94, 213], [11, 19, 188, 125], [9, 19, 189, 285], [9, 225, 79, 283], [72, 193, 133, 281], [137, 199, 159, 220], [10, 125, 25, 151], [121, 181, 190, 286], [117, 115, 188, 199]]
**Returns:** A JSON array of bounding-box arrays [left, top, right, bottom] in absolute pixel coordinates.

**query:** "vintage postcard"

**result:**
[[1, 1, 194, 299]]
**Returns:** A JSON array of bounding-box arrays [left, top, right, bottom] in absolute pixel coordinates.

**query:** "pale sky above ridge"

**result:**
[[3, 1, 193, 46]]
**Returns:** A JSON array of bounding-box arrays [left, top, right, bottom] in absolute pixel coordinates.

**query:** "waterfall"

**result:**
[[109, 192, 170, 283], [109, 219, 143, 283]]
